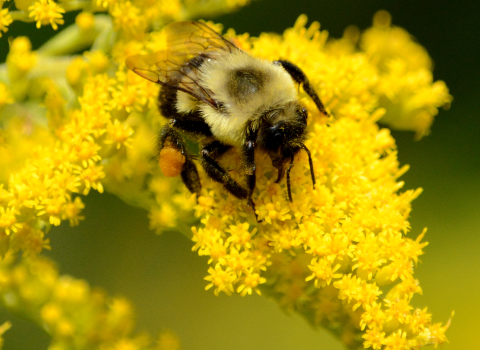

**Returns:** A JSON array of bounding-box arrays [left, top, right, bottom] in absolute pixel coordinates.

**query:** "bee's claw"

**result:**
[[247, 197, 263, 223]]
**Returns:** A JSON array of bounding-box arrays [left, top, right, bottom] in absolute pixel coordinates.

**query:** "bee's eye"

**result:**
[[266, 124, 285, 149], [273, 131, 284, 144]]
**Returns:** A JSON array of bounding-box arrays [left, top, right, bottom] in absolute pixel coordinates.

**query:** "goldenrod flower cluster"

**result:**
[[0, 0, 252, 38], [0, 254, 180, 349], [0, 0, 452, 346], [191, 12, 451, 349]]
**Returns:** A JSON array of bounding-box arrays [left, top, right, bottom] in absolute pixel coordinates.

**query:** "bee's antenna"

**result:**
[[286, 145, 315, 202], [286, 156, 295, 202], [301, 144, 316, 189]]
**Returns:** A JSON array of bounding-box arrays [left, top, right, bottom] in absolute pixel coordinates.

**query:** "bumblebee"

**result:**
[[126, 21, 327, 219]]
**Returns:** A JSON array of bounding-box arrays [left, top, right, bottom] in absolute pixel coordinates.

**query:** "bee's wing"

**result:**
[[166, 21, 237, 58], [126, 21, 237, 108]]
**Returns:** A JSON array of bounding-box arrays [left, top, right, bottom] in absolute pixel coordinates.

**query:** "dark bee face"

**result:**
[[257, 102, 308, 182]]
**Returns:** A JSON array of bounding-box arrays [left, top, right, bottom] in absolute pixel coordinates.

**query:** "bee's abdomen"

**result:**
[[159, 85, 204, 122], [158, 86, 180, 119]]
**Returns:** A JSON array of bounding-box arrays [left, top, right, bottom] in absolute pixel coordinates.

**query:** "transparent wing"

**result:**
[[126, 21, 238, 108], [166, 21, 237, 60]]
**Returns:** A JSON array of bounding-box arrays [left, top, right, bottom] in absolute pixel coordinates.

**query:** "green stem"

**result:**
[[61, 0, 93, 12], [32, 56, 73, 77], [9, 11, 34, 22], [39, 15, 113, 56]]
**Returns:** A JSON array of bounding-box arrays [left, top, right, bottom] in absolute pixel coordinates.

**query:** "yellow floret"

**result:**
[[28, 0, 65, 30]]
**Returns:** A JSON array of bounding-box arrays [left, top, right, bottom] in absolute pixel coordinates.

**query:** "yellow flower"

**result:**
[[63, 196, 85, 226], [28, 0, 65, 30], [0, 82, 13, 107], [0, 206, 21, 235], [0, 8, 12, 37], [204, 264, 236, 296], [149, 204, 177, 230], [104, 119, 134, 149], [306, 257, 342, 288], [236, 268, 266, 296], [84, 50, 110, 75], [363, 327, 386, 350], [111, 1, 145, 37], [75, 12, 95, 32], [6, 37, 37, 83], [66, 56, 89, 91], [361, 11, 452, 138], [0, 256, 144, 349]]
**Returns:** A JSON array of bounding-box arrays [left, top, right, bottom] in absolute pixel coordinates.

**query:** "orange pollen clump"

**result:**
[[159, 148, 185, 177]]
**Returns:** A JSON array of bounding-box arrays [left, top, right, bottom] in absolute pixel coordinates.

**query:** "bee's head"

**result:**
[[257, 102, 310, 183]]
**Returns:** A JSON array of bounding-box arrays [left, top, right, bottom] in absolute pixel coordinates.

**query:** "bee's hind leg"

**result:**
[[273, 60, 328, 116], [157, 124, 202, 197]]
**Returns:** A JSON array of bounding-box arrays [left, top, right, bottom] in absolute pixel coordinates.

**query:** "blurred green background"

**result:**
[[1, 0, 479, 349]]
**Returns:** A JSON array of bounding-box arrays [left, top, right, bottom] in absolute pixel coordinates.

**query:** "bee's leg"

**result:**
[[273, 60, 328, 116], [285, 155, 295, 202], [157, 86, 215, 198], [158, 124, 202, 197], [242, 138, 261, 223], [200, 141, 248, 200]]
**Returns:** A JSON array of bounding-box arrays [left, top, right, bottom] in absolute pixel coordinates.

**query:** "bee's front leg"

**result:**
[[200, 141, 248, 200], [274, 60, 328, 116], [242, 131, 262, 223], [243, 141, 256, 201]]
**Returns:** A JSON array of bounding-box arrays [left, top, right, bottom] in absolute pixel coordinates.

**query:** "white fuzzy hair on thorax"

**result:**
[[176, 50, 298, 146]]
